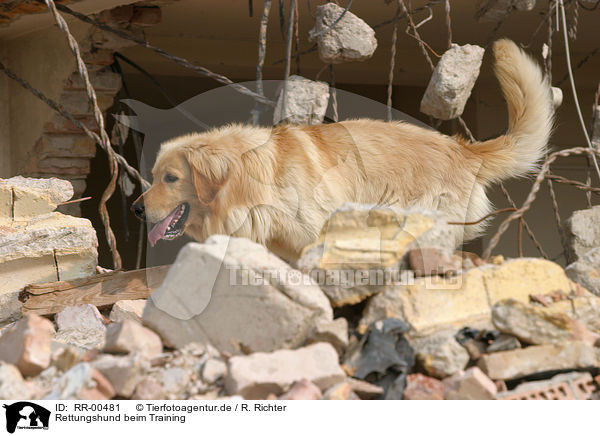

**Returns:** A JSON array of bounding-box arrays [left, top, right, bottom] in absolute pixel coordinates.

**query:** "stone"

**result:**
[[460, 338, 488, 360], [477, 341, 597, 380], [143, 236, 332, 353], [51, 342, 86, 372], [159, 367, 193, 398], [497, 372, 595, 400], [44, 362, 115, 400], [476, 0, 513, 22], [202, 358, 227, 384], [359, 258, 574, 335], [0, 314, 55, 377], [0, 213, 98, 302], [551, 87, 563, 108], [322, 382, 359, 400], [54, 304, 106, 350], [0, 362, 33, 400], [132, 376, 164, 400], [306, 318, 349, 355], [273, 75, 330, 125], [104, 320, 163, 359], [298, 204, 456, 307], [92, 354, 145, 398], [0, 176, 73, 221], [346, 378, 384, 399], [566, 247, 600, 297], [308, 3, 377, 64], [442, 367, 497, 400], [279, 378, 322, 400], [0, 290, 22, 326], [412, 330, 469, 379], [109, 299, 146, 323], [225, 343, 345, 399], [566, 205, 600, 260], [492, 299, 598, 345], [408, 248, 462, 277], [420, 44, 485, 120], [403, 373, 444, 400], [487, 334, 521, 353]]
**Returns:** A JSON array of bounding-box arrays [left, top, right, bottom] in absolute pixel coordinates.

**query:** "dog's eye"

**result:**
[[164, 173, 178, 183]]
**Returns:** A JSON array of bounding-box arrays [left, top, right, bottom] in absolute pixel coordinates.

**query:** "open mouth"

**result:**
[[148, 203, 190, 246]]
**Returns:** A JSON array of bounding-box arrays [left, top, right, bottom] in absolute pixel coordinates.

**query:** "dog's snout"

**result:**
[[131, 201, 146, 220]]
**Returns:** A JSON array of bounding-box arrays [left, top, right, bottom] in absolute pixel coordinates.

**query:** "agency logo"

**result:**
[[2, 402, 50, 434]]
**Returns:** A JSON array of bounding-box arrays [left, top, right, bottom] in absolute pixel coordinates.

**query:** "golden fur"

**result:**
[[133, 39, 553, 261]]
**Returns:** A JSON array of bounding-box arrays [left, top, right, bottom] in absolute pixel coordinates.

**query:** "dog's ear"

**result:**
[[186, 150, 228, 205]]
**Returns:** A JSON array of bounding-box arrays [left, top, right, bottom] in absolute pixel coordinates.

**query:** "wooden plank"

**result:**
[[21, 265, 171, 316]]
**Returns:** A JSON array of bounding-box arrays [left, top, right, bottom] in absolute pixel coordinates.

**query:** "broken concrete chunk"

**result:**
[[345, 378, 384, 399], [225, 343, 345, 399], [273, 75, 330, 125], [359, 258, 573, 335], [44, 362, 115, 400], [309, 3, 377, 64], [322, 382, 360, 400], [92, 353, 146, 398], [109, 299, 146, 323], [306, 318, 349, 355], [403, 373, 444, 400], [566, 205, 600, 261], [408, 248, 462, 277], [0, 314, 55, 377], [477, 341, 597, 380], [201, 358, 227, 384], [412, 330, 469, 379], [132, 376, 164, 400], [0, 362, 34, 400], [497, 372, 594, 400], [54, 304, 106, 350], [279, 378, 323, 400], [104, 320, 163, 359], [143, 236, 332, 353], [0, 176, 73, 221], [420, 44, 484, 120], [443, 367, 497, 400], [565, 247, 600, 297]]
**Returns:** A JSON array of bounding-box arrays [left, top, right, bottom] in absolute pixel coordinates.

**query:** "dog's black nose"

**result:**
[[131, 202, 146, 219]]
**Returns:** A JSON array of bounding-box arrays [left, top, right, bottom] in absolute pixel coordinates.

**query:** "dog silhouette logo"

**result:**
[[2, 402, 50, 433]]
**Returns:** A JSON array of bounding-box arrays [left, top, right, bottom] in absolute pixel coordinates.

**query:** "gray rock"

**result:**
[[225, 343, 345, 399], [143, 236, 332, 353], [44, 362, 115, 400], [412, 330, 470, 379], [566, 206, 600, 261], [309, 2, 377, 64], [420, 44, 484, 120], [104, 320, 163, 359], [566, 247, 600, 297], [92, 354, 146, 398], [273, 75, 330, 125], [55, 305, 106, 350]]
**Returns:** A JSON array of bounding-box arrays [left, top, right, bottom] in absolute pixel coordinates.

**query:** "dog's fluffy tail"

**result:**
[[473, 39, 553, 184]]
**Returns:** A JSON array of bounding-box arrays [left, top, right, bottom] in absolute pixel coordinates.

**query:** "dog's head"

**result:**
[[131, 126, 271, 246]]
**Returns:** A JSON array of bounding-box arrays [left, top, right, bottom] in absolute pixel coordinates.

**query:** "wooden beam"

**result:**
[[21, 265, 171, 316]]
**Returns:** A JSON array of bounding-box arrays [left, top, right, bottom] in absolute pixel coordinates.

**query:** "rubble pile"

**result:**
[[1, 180, 600, 399]]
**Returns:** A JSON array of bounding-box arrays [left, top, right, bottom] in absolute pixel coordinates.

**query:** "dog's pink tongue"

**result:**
[[148, 208, 178, 246]]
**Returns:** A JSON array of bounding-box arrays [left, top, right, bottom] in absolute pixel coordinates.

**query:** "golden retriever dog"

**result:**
[[132, 39, 553, 261]]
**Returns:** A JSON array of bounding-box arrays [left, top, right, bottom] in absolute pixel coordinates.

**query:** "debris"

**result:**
[[407, 248, 462, 277], [103, 320, 162, 359], [306, 318, 349, 355], [109, 299, 146, 323], [132, 376, 164, 400], [22, 265, 168, 317], [91, 353, 146, 398], [359, 258, 572, 334], [498, 372, 595, 400], [0, 362, 33, 400], [442, 367, 497, 400], [565, 247, 600, 297], [486, 334, 521, 353], [201, 358, 227, 384], [346, 378, 384, 400], [0, 176, 73, 221], [273, 75, 330, 125], [343, 318, 414, 399], [477, 341, 597, 380], [143, 236, 332, 352], [308, 2, 377, 64], [44, 362, 115, 400], [565, 205, 600, 261], [420, 44, 485, 120], [225, 342, 345, 399], [322, 382, 360, 400], [54, 304, 106, 350], [279, 379, 323, 400], [403, 373, 444, 400], [412, 330, 469, 379], [0, 314, 55, 377]]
